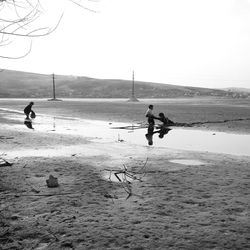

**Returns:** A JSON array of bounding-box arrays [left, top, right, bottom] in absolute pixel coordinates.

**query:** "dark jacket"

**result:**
[[24, 104, 32, 114]]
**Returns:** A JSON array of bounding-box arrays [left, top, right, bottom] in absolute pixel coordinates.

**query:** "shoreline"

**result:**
[[1, 105, 250, 134], [1, 97, 250, 135]]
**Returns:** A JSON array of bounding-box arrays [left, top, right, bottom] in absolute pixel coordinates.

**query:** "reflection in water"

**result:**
[[3, 109, 250, 156], [145, 125, 172, 145], [24, 118, 34, 129], [52, 117, 56, 131], [169, 159, 205, 166], [145, 124, 154, 145]]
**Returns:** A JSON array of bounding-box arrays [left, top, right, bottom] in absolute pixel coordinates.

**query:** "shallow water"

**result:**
[[1, 108, 250, 157], [169, 159, 205, 165]]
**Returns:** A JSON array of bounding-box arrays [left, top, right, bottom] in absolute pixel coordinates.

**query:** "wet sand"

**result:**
[[1, 98, 250, 250]]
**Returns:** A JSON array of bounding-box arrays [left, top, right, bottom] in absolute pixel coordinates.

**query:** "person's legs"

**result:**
[[148, 117, 155, 126]]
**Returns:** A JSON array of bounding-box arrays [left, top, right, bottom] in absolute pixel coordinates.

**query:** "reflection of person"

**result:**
[[24, 118, 34, 129], [145, 124, 154, 145], [24, 102, 34, 119], [145, 105, 157, 125], [158, 126, 171, 138], [145, 124, 172, 145]]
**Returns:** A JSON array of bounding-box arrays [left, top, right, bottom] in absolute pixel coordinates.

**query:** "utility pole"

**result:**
[[52, 73, 56, 100], [128, 70, 139, 102], [48, 73, 61, 101], [132, 70, 135, 99]]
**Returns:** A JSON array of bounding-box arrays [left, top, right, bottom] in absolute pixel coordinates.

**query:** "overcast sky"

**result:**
[[1, 0, 250, 88]]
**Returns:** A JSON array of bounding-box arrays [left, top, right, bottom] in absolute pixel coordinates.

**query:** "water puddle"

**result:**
[[1, 109, 250, 157], [169, 159, 205, 165]]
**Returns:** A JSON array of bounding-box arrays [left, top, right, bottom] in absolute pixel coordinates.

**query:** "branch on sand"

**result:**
[[0, 157, 13, 167], [102, 158, 148, 199]]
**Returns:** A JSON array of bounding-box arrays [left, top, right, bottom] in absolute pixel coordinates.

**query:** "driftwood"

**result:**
[[111, 117, 250, 131], [0, 158, 13, 167], [0, 136, 14, 141], [102, 158, 148, 199], [12, 192, 80, 197]]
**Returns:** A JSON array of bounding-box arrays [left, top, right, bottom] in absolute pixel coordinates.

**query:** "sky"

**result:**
[[1, 0, 250, 88]]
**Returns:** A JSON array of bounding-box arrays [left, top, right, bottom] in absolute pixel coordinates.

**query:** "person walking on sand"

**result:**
[[145, 104, 157, 125], [24, 101, 34, 119]]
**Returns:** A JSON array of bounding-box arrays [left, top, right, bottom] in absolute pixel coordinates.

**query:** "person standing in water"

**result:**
[[145, 104, 157, 125], [24, 102, 34, 119], [145, 104, 157, 145]]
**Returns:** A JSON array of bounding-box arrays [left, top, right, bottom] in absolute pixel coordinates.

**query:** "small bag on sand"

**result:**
[[46, 175, 59, 188]]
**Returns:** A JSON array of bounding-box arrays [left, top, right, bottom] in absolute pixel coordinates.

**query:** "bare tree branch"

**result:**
[[0, 0, 97, 58], [68, 0, 98, 13], [0, 13, 63, 37], [0, 40, 32, 59]]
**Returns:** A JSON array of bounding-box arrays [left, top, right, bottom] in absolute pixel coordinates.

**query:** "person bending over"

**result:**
[[24, 102, 34, 119], [158, 112, 174, 126]]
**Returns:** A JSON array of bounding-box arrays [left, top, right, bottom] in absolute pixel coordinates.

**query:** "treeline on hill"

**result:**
[[0, 69, 249, 98]]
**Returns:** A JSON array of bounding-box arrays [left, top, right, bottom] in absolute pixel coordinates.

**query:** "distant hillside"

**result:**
[[223, 87, 250, 93], [0, 69, 248, 98]]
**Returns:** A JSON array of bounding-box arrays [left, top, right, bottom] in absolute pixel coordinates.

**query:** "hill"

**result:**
[[0, 69, 248, 98], [223, 87, 250, 93]]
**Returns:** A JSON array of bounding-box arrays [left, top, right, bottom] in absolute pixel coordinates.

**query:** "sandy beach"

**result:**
[[1, 98, 250, 250]]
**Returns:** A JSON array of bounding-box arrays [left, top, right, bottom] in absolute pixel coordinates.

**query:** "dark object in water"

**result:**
[[24, 118, 34, 129], [30, 111, 36, 119], [157, 126, 172, 138], [145, 124, 172, 145]]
